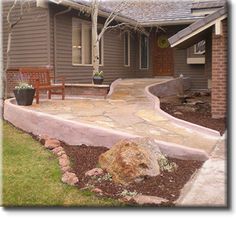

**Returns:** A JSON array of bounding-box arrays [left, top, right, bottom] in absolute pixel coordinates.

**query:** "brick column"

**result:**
[[211, 19, 227, 119]]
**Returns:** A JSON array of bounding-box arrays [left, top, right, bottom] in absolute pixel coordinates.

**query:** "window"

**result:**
[[187, 40, 206, 64], [124, 32, 130, 66], [139, 34, 149, 69], [72, 18, 103, 66], [194, 40, 206, 54]]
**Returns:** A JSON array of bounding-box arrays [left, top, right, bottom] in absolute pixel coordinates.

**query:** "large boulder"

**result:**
[[98, 138, 162, 185]]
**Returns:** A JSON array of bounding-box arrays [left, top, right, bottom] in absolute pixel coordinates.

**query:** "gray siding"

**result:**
[[2, 1, 49, 68], [174, 48, 207, 89], [50, 6, 138, 84], [2, 2, 207, 89]]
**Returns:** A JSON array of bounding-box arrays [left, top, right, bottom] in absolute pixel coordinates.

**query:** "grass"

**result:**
[[2, 121, 123, 207]]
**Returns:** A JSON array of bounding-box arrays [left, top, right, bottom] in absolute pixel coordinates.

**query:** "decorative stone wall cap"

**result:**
[[65, 83, 110, 88]]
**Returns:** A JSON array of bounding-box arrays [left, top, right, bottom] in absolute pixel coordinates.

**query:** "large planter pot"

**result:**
[[13, 89, 35, 106], [93, 76, 104, 85]]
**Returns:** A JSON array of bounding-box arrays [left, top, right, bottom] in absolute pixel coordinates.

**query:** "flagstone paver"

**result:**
[[27, 78, 220, 154]]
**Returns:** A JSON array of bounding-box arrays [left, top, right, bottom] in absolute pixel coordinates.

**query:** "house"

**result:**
[[169, 3, 227, 118], [2, 0, 227, 118]]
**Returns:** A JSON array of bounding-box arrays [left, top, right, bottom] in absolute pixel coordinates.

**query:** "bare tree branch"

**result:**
[[3, 0, 31, 99], [90, 0, 155, 80]]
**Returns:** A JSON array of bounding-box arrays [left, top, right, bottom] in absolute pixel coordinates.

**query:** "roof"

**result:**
[[98, 0, 203, 25], [168, 5, 227, 47], [191, 0, 226, 10], [50, 0, 227, 26], [50, 0, 207, 25]]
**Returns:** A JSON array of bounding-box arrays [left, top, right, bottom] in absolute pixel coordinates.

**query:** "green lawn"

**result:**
[[2, 121, 122, 207]]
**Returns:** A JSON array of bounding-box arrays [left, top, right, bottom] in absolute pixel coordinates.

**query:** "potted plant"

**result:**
[[93, 71, 104, 85], [13, 82, 35, 106]]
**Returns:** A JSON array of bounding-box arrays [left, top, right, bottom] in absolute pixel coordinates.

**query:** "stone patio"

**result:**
[[26, 78, 219, 155]]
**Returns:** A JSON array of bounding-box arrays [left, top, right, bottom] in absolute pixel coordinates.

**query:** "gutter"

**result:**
[[53, 6, 72, 83], [140, 18, 203, 27]]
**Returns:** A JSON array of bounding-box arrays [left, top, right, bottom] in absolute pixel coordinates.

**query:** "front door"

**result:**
[[153, 34, 174, 76]]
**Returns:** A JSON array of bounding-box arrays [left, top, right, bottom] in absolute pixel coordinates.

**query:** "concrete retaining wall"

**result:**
[[149, 77, 190, 98], [145, 80, 220, 137], [4, 98, 209, 161], [65, 84, 110, 98]]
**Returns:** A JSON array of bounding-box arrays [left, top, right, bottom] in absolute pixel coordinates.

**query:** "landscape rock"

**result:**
[[132, 194, 169, 205], [91, 188, 103, 194], [187, 100, 204, 106], [61, 165, 71, 173], [173, 111, 183, 116], [56, 150, 66, 157], [61, 172, 79, 185], [52, 146, 64, 155], [59, 154, 70, 167], [85, 168, 104, 177], [44, 138, 61, 150], [121, 196, 133, 202], [176, 105, 196, 112], [37, 134, 49, 145], [98, 138, 161, 185], [200, 91, 211, 97]]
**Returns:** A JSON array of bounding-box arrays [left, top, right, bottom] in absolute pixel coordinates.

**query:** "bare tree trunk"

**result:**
[[3, 32, 12, 99], [3, 0, 25, 99], [91, 0, 99, 78]]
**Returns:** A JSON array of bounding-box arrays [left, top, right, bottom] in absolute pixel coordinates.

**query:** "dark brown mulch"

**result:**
[[159, 92, 226, 135], [63, 144, 203, 206]]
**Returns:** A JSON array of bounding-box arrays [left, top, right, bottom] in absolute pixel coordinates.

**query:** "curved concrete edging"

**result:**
[[106, 78, 122, 98], [145, 81, 221, 138], [4, 98, 208, 161], [4, 99, 138, 147]]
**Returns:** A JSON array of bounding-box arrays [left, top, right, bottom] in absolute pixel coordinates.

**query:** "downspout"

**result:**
[[53, 7, 72, 83]]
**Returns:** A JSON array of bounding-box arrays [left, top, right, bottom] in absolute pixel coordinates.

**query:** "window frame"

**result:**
[[193, 40, 206, 55], [139, 34, 149, 70], [72, 18, 104, 67], [124, 31, 130, 67]]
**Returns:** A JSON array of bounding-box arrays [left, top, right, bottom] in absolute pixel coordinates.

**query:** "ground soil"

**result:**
[[63, 144, 203, 207], [159, 91, 226, 135]]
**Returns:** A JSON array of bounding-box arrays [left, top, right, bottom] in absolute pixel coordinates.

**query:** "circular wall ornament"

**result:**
[[158, 35, 170, 48]]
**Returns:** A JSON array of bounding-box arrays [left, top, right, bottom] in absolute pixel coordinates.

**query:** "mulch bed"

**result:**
[[159, 91, 226, 135], [63, 144, 203, 206]]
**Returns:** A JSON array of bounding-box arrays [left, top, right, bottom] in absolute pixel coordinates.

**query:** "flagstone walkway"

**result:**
[[27, 78, 220, 154]]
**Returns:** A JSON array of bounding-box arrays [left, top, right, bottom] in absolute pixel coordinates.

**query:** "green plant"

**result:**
[[158, 154, 178, 172], [120, 189, 138, 197], [14, 82, 34, 90], [97, 173, 112, 182], [93, 71, 104, 78]]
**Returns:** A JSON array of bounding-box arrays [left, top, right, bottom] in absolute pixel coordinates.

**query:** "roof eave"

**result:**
[[140, 18, 203, 27], [169, 14, 227, 48]]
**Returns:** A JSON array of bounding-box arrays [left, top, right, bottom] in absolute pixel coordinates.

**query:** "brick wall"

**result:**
[[6, 68, 21, 97], [6, 68, 109, 98], [65, 84, 110, 98], [211, 19, 227, 119], [6, 67, 53, 97]]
